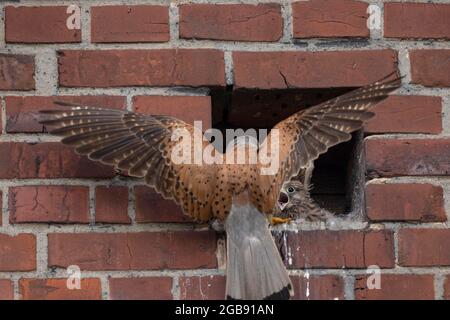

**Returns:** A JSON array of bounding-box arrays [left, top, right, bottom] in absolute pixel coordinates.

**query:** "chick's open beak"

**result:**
[[278, 191, 288, 211]]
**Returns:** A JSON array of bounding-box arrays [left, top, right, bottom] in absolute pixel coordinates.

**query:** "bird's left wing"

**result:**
[[256, 74, 402, 214], [39, 105, 229, 222]]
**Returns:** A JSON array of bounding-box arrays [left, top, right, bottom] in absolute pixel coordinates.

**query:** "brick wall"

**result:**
[[0, 0, 449, 300]]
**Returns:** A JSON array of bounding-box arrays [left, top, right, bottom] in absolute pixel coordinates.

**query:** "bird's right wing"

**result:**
[[39, 105, 230, 222], [256, 74, 402, 214]]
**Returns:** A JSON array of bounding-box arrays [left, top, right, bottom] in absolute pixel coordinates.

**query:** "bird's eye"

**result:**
[[287, 186, 295, 193]]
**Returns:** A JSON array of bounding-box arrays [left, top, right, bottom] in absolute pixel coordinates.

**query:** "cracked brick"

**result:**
[[179, 4, 282, 42], [233, 50, 398, 89], [48, 232, 217, 270], [286, 230, 394, 269], [5, 96, 126, 133], [293, 0, 369, 38], [355, 274, 434, 300], [0, 54, 35, 90], [365, 95, 442, 134], [19, 278, 101, 300], [0, 142, 115, 179], [9, 185, 90, 224], [91, 5, 169, 43], [58, 49, 225, 88]]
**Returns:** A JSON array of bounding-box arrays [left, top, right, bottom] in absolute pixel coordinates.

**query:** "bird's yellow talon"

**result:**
[[271, 217, 292, 225]]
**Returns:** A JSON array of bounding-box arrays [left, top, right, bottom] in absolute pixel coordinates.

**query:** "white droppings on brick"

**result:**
[[304, 270, 310, 299]]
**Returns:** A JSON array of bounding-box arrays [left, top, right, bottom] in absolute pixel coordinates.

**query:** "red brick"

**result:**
[[179, 4, 282, 42], [48, 232, 217, 270], [366, 183, 446, 222], [291, 275, 344, 300], [9, 186, 90, 224], [91, 5, 169, 43], [179, 274, 345, 300], [293, 0, 369, 39], [0, 54, 35, 90], [355, 274, 434, 300], [58, 49, 225, 88], [0, 142, 115, 179], [0, 191, 2, 227], [410, 50, 450, 87], [95, 186, 130, 224], [233, 50, 398, 89], [365, 95, 442, 134], [135, 186, 190, 223], [5, 6, 81, 43], [109, 277, 172, 300], [0, 234, 36, 271], [0, 279, 13, 300], [445, 276, 450, 300], [133, 96, 212, 128], [384, 3, 450, 40], [287, 230, 394, 269], [19, 278, 101, 300], [398, 229, 450, 267], [365, 139, 450, 177], [179, 275, 225, 300], [5, 96, 126, 133]]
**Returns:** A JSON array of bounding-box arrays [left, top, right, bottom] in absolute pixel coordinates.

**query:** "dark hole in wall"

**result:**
[[210, 87, 365, 216]]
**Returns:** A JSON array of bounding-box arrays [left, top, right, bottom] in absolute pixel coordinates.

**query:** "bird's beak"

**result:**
[[278, 191, 288, 211]]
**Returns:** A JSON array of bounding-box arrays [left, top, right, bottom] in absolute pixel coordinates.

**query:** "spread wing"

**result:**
[[256, 74, 402, 213], [39, 105, 231, 222]]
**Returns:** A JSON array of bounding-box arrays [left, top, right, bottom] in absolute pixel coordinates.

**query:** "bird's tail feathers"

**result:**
[[225, 204, 293, 300]]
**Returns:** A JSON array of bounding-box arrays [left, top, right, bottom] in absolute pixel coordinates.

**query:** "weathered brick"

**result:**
[[384, 3, 450, 40], [179, 4, 282, 42], [9, 186, 90, 224], [134, 186, 191, 223], [410, 50, 450, 87], [366, 183, 446, 222], [0, 279, 13, 300], [0, 234, 36, 271], [0, 54, 35, 90], [133, 96, 212, 128], [179, 275, 225, 300], [293, 0, 369, 39], [0, 142, 115, 179], [48, 232, 217, 270], [109, 277, 172, 300], [444, 276, 450, 300], [91, 5, 169, 43], [355, 274, 435, 300], [58, 50, 225, 88], [365, 95, 442, 134], [398, 229, 450, 267], [19, 278, 101, 300], [5, 6, 81, 43], [95, 186, 130, 224], [5, 96, 126, 133], [233, 50, 398, 89], [365, 139, 450, 177], [287, 230, 394, 269], [291, 275, 344, 300]]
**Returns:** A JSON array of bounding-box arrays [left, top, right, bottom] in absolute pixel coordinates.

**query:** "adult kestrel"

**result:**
[[39, 74, 401, 300]]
